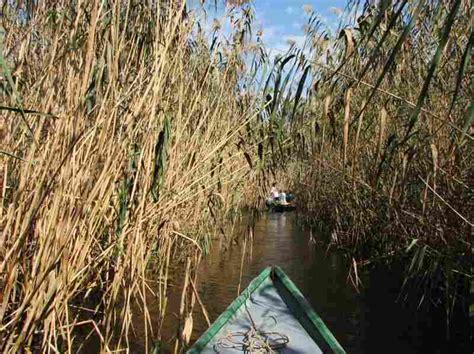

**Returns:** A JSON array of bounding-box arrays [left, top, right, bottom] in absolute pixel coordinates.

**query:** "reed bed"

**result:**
[[0, 1, 267, 352], [1, 0, 472, 350], [259, 1, 472, 305]]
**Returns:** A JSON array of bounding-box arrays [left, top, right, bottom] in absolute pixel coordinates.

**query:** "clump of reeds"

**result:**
[[259, 0, 472, 308], [0, 1, 267, 352]]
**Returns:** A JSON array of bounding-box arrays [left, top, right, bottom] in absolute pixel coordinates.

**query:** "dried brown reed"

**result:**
[[0, 1, 265, 352], [266, 1, 472, 289]]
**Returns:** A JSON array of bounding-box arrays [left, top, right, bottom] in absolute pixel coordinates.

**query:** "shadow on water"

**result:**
[[143, 212, 470, 353]]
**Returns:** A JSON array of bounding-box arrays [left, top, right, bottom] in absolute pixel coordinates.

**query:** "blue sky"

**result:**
[[193, 1, 349, 55], [252, 1, 346, 55], [189, 1, 352, 93]]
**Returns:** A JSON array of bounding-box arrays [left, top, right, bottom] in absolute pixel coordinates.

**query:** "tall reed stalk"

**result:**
[[0, 1, 266, 352], [258, 0, 472, 314]]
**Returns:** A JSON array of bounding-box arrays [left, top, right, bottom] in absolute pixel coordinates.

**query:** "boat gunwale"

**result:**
[[186, 266, 345, 353], [271, 204, 296, 212], [187, 267, 272, 353], [272, 266, 345, 353]]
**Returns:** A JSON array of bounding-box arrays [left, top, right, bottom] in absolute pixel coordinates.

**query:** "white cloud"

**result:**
[[292, 21, 302, 29], [261, 25, 280, 42], [265, 34, 308, 63], [265, 26, 278, 37], [285, 6, 295, 15]]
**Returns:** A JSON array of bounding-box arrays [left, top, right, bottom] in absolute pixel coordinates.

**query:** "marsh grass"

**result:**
[[0, 1, 269, 352], [1, 0, 472, 350], [258, 0, 472, 317]]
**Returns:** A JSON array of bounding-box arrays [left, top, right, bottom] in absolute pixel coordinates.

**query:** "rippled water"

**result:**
[[141, 212, 470, 353]]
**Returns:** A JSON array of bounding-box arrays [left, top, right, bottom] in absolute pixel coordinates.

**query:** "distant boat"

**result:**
[[265, 198, 296, 212], [187, 266, 345, 353], [271, 203, 296, 212]]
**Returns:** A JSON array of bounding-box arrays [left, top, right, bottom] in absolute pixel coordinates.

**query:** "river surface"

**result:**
[[158, 212, 470, 354]]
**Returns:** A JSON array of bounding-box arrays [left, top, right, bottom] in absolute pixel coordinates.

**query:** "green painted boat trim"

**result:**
[[272, 266, 345, 353], [187, 267, 272, 353], [187, 266, 345, 353]]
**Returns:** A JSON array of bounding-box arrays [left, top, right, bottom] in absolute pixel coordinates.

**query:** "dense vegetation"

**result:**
[[262, 0, 472, 329], [0, 1, 269, 351], [256, 0, 472, 329], [0, 0, 472, 352], [286, 1, 471, 293]]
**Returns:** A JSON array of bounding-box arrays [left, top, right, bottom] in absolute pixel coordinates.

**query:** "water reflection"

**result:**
[[177, 213, 358, 352], [158, 213, 469, 354]]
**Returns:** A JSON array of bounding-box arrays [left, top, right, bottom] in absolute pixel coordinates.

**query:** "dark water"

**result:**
[[162, 212, 470, 354], [77, 212, 470, 353]]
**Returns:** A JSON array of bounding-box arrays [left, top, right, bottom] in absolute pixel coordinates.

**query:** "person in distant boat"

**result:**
[[286, 192, 295, 202], [279, 190, 289, 205], [270, 183, 279, 200]]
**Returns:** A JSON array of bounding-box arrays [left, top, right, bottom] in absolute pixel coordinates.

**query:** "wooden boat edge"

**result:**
[[187, 266, 345, 353], [272, 266, 345, 353], [187, 267, 272, 353]]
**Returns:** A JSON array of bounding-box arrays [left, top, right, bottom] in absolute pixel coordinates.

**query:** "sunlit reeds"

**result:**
[[0, 1, 265, 352], [260, 0, 472, 307]]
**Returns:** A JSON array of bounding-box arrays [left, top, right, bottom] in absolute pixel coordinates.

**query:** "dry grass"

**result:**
[[260, 1, 472, 292], [1, 0, 472, 351], [0, 1, 266, 352]]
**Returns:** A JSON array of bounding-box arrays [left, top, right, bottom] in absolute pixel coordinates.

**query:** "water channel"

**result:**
[[157, 212, 470, 354], [89, 211, 468, 354]]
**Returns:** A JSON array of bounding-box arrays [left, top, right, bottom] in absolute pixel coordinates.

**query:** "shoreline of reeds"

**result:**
[[0, 2, 269, 352], [262, 0, 473, 326]]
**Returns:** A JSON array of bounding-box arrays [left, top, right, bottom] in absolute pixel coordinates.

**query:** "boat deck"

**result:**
[[188, 267, 344, 353], [198, 276, 323, 353]]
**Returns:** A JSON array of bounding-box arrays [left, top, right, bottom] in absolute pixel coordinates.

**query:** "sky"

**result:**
[[192, 1, 349, 56], [252, 1, 347, 55], [188, 1, 353, 94]]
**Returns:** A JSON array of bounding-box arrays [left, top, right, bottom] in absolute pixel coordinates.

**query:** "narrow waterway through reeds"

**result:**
[[131, 212, 470, 354]]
